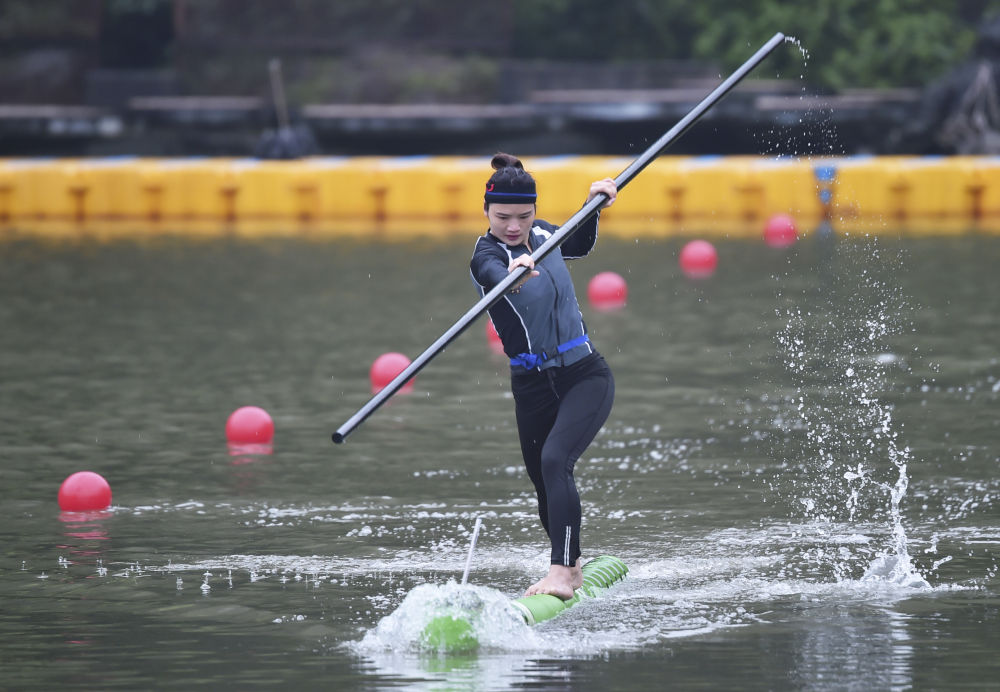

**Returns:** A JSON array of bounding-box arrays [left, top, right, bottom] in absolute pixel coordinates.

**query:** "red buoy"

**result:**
[[226, 406, 274, 444], [679, 239, 718, 279], [485, 320, 504, 355], [764, 213, 798, 248], [58, 471, 112, 512], [587, 271, 628, 311], [370, 352, 415, 394]]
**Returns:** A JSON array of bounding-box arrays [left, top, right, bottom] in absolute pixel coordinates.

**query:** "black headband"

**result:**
[[484, 181, 536, 205]]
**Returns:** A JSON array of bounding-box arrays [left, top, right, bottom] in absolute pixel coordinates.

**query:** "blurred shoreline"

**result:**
[[0, 84, 922, 158]]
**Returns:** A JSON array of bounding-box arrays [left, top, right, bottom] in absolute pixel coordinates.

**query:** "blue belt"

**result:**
[[510, 334, 590, 369]]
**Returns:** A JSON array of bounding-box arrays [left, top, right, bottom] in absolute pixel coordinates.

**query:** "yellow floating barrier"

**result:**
[[134, 158, 236, 222], [432, 156, 497, 225], [1, 159, 79, 221], [307, 156, 385, 225], [748, 156, 824, 225], [829, 155, 905, 223], [957, 155, 1000, 221], [526, 155, 619, 222], [375, 156, 444, 225], [824, 155, 1000, 233], [224, 159, 300, 222], [1, 155, 998, 238], [611, 155, 691, 228]]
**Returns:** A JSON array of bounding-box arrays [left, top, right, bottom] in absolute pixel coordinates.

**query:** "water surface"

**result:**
[[1, 230, 997, 690]]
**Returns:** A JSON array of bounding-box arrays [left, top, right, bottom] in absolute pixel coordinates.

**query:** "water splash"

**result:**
[[765, 38, 925, 589], [357, 581, 537, 654], [756, 35, 842, 159], [783, 35, 810, 63], [775, 238, 928, 587]]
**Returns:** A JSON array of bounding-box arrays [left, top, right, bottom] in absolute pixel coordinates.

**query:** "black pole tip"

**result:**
[[332, 432, 346, 444]]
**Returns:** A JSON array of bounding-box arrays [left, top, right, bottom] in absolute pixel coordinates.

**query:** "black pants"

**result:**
[[511, 352, 615, 566]]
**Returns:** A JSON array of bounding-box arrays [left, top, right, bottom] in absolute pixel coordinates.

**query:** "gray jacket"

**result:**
[[469, 214, 600, 372]]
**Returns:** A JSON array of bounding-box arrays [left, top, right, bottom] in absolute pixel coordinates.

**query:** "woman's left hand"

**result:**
[[587, 178, 618, 208]]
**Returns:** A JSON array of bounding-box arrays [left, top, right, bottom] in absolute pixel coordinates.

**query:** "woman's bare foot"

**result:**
[[525, 561, 583, 600]]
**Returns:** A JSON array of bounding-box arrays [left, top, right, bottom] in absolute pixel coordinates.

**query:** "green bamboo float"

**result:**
[[421, 556, 628, 651], [510, 555, 629, 625]]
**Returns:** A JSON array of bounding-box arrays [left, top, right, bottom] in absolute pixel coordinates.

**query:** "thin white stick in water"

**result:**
[[460, 517, 483, 585]]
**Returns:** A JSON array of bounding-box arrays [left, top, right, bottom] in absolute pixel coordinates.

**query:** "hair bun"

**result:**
[[491, 152, 523, 171]]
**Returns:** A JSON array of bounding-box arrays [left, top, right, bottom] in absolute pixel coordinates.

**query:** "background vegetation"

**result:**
[[510, 0, 992, 90], [0, 0, 996, 103]]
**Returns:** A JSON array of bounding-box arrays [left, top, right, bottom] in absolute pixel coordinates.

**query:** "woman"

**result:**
[[470, 152, 618, 599]]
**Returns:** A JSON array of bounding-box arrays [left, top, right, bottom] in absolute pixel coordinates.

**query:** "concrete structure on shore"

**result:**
[[0, 84, 926, 159]]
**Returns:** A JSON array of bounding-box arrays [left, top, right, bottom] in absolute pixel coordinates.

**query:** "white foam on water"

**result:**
[[861, 553, 929, 589], [149, 543, 546, 584], [355, 581, 536, 654], [135, 513, 984, 676]]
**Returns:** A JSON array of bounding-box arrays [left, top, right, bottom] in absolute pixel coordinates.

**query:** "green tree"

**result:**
[[510, 0, 701, 60], [688, 0, 984, 90], [508, 0, 992, 90]]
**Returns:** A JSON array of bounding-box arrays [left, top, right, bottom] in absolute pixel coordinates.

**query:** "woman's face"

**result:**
[[486, 203, 536, 247]]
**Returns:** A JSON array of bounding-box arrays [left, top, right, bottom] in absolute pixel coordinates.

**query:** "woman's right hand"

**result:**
[[508, 254, 539, 293]]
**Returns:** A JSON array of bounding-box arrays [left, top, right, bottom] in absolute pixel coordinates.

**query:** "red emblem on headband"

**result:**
[[486, 183, 494, 191]]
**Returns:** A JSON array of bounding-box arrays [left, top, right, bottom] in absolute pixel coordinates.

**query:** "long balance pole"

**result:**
[[333, 32, 786, 444]]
